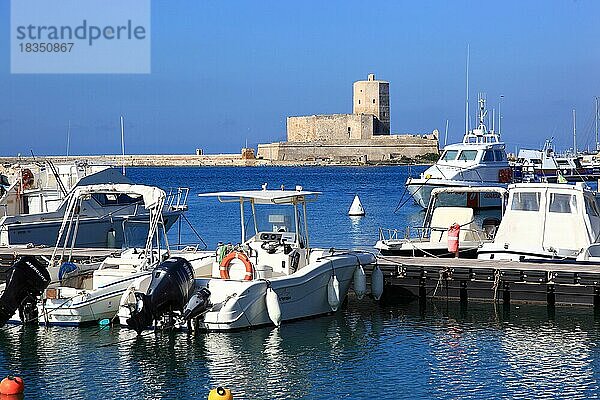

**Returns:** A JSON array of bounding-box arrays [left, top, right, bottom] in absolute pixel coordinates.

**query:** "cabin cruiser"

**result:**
[[0, 180, 187, 248], [118, 187, 375, 332], [376, 186, 507, 258], [478, 183, 600, 261], [405, 96, 512, 208], [0, 184, 208, 326]]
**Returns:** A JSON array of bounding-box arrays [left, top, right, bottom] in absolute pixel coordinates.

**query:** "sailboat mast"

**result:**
[[66, 120, 71, 157], [444, 119, 449, 146], [120, 116, 126, 176], [595, 97, 599, 152]]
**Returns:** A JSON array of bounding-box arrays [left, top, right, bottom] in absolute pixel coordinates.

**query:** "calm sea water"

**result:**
[[2, 166, 600, 400]]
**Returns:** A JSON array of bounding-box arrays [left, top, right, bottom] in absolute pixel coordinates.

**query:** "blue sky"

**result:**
[[1, 0, 599, 156]]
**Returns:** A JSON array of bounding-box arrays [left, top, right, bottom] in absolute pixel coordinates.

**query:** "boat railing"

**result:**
[[379, 225, 489, 243], [166, 187, 190, 211]]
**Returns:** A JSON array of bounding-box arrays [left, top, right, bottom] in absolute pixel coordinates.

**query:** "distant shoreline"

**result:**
[[0, 154, 433, 167]]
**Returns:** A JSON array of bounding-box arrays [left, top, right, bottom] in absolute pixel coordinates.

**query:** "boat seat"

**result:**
[[430, 207, 478, 243], [482, 217, 501, 239]]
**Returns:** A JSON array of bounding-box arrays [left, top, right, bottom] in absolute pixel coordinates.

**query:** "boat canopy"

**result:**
[[198, 189, 320, 205], [69, 184, 166, 210]]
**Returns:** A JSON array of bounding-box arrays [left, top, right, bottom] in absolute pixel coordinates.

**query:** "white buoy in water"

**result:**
[[371, 265, 384, 301], [348, 195, 365, 216], [265, 287, 281, 327], [353, 265, 366, 300], [327, 275, 341, 311]]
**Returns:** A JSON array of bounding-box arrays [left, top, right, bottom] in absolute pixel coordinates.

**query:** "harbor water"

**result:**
[[2, 166, 600, 399]]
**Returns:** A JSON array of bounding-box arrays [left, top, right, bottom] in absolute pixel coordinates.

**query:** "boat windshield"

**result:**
[[511, 192, 541, 211], [441, 150, 459, 161], [494, 150, 506, 161], [91, 193, 143, 206], [247, 204, 298, 234], [458, 150, 478, 161]]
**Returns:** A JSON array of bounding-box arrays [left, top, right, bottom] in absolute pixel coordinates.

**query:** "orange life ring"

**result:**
[[219, 251, 253, 281]]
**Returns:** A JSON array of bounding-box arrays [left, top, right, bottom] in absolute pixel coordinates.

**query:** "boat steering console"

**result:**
[[259, 232, 294, 255]]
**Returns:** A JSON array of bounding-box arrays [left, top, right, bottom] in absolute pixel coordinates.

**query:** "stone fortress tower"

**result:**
[[353, 73, 390, 134], [257, 73, 438, 163]]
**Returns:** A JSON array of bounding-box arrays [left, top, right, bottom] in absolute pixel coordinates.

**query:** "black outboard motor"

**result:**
[[183, 288, 211, 321], [127, 257, 196, 334], [0, 256, 50, 327]]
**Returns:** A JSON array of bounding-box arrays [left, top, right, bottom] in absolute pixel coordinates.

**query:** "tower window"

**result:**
[[373, 99, 376, 104], [358, 100, 361, 104], [347, 127, 351, 138]]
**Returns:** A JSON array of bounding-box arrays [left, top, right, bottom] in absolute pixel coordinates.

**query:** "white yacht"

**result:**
[[478, 182, 600, 261], [376, 186, 507, 258], [405, 96, 512, 208], [118, 187, 375, 332]]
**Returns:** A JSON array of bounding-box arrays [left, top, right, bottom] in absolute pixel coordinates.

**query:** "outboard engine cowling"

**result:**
[[126, 257, 195, 334], [183, 288, 211, 321], [0, 256, 50, 327]]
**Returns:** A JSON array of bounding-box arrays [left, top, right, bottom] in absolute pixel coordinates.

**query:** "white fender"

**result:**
[[371, 265, 384, 301], [328, 274, 341, 311], [265, 287, 281, 327], [353, 265, 366, 300]]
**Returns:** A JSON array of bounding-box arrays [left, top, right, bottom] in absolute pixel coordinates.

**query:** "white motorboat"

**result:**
[[405, 95, 511, 208], [118, 187, 376, 332], [376, 186, 507, 258], [478, 182, 600, 261], [0, 180, 187, 248], [0, 184, 202, 327]]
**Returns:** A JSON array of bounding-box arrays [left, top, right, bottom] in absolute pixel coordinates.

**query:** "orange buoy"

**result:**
[[208, 387, 233, 400], [0, 376, 24, 395]]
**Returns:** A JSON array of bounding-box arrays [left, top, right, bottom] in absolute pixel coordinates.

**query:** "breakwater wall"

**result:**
[[0, 154, 433, 167]]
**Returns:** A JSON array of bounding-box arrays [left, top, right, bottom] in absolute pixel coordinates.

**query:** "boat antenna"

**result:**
[[572, 109, 577, 155], [120, 115, 126, 176], [66, 120, 71, 157], [595, 96, 599, 152], [465, 44, 470, 136], [444, 119, 449, 146], [498, 95, 504, 136]]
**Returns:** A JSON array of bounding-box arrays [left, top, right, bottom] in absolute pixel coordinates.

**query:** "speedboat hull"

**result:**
[[375, 239, 481, 258], [7, 271, 153, 326], [118, 251, 375, 331]]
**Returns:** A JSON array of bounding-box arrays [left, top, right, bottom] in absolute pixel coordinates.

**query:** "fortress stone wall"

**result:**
[[257, 73, 439, 162]]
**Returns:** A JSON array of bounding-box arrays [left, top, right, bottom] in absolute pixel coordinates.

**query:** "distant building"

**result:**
[[257, 74, 438, 163]]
